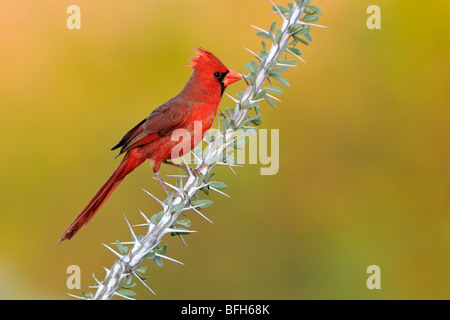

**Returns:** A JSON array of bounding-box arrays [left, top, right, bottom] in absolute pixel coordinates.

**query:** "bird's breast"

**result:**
[[185, 101, 219, 135], [144, 101, 220, 163]]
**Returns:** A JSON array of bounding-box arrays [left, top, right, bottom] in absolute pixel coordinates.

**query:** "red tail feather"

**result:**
[[59, 156, 144, 243]]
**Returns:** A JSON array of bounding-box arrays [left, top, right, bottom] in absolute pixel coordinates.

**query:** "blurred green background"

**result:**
[[0, 0, 449, 299]]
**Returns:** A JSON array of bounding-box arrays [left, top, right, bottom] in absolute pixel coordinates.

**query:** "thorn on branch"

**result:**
[[299, 21, 327, 29], [155, 253, 185, 266], [250, 25, 269, 35], [141, 188, 167, 208], [243, 47, 262, 61], [132, 271, 156, 295], [102, 243, 123, 259], [188, 205, 213, 224], [286, 48, 306, 63], [224, 92, 239, 103], [268, 0, 287, 21], [123, 213, 137, 242]]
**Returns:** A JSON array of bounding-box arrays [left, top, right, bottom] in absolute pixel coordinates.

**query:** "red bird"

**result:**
[[59, 48, 241, 243]]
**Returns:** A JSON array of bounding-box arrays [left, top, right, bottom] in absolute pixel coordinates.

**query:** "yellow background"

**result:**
[[0, 0, 448, 299]]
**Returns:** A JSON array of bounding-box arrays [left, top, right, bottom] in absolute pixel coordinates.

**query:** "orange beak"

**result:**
[[223, 69, 242, 87]]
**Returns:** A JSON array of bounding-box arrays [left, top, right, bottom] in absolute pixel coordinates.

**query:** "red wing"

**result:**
[[111, 99, 189, 156]]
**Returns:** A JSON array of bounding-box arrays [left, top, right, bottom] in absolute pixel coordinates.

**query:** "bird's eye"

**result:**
[[213, 72, 221, 78]]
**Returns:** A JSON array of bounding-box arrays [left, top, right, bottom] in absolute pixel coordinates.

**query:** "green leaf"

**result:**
[[273, 4, 289, 14], [271, 74, 290, 88], [307, 5, 322, 14], [230, 119, 237, 130], [235, 91, 244, 100], [225, 107, 234, 116], [293, 35, 309, 46], [265, 59, 279, 71], [170, 202, 185, 213], [200, 186, 210, 195], [275, 30, 282, 43], [280, 59, 297, 65], [154, 256, 163, 267], [254, 90, 267, 100], [289, 23, 302, 33], [241, 100, 259, 109], [150, 211, 164, 224], [135, 266, 147, 274], [304, 32, 313, 42], [207, 172, 216, 182], [120, 282, 136, 289], [210, 182, 227, 190], [221, 118, 230, 133], [244, 114, 261, 125], [288, 47, 302, 55], [251, 119, 262, 126], [155, 244, 168, 255], [135, 273, 148, 281], [247, 73, 255, 85], [244, 61, 258, 74], [295, 26, 311, 35], [125, 276, 134, 286], [115, 240, 128, 255], [191, 199, 213, 209], [144, 251, 155, 259], [82, 291, 94, 299], [256, 32, 271, 39], [302, 14, 319, 23], [264, 85, 284, 95], [117, 290, 136, 298], [269, 67, 289, 75], [177, 219, 192, 228], [269, 21, 277, 33], [264, 95, 277, 108]]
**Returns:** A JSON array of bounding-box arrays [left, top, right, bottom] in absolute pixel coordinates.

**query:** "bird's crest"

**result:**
[[188, 48, 227, 71]]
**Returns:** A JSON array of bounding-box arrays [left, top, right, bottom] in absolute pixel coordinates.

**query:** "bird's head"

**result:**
[[189, 48, 241, 95]]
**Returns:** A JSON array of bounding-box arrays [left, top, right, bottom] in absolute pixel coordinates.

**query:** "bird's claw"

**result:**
[[189, 168, 200, 177], [190, 163, 208, 178]]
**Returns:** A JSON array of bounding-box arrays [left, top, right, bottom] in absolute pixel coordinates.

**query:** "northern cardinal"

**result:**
[[59, 48, 241, 243]]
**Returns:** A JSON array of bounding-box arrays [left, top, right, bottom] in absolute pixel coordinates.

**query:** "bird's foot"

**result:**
[[190, 163, 208, 178]]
